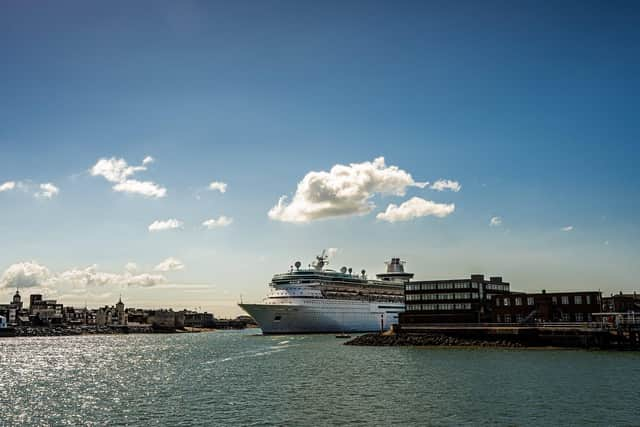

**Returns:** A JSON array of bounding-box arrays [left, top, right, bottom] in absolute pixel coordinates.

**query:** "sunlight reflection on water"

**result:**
[[1, 331, 639, 426]]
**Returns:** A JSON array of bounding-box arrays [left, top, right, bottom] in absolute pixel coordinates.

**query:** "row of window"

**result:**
[[406, 282, 478, 291], [485, 284, 509, 292], [406, 303, 473, 311], [406, 293, 479, 301], [406, 282, 509, 292], [497, 294, 596, 307], [496, 313, 593, 323]]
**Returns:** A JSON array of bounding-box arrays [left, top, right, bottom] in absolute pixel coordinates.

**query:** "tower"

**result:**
[[116, 295, 127, 326], [12, 289, 22, 310]]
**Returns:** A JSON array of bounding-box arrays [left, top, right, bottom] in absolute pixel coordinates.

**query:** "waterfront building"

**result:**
[[0, 292, 20, 326], [492, 290, 602, 323], [29, 294, 43, 311], [400, 274, 511, 324], [30, 297, 64, 325], [183, 310, 215, 328], [96, 297, 129, 327], [147, 309, 185, 330], [602, 292, 640, 313]]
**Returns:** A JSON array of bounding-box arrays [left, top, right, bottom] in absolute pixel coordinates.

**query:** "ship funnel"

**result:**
[[386, 258, 405, 273]]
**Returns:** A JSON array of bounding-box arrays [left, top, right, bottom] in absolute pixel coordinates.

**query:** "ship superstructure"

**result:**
[[239, 252, 413, 334]]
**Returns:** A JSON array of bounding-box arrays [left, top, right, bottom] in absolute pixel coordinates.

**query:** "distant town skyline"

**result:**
[[1, 1, 639, 316]]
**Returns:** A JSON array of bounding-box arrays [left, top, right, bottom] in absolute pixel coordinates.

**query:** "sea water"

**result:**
[[1, 330, 638, 426]]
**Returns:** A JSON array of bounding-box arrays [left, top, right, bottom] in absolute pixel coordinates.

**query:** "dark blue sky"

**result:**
[[1, 1, 638, 313]]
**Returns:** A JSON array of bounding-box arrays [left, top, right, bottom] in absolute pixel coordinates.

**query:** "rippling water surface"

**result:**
[[1, 330, 639, 426]]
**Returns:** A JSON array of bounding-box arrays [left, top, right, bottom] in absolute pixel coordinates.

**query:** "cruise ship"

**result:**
[[239, 252, 413, 334]]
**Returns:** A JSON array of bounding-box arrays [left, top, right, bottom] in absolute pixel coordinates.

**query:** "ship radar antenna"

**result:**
[[313, 250, 330, 270]]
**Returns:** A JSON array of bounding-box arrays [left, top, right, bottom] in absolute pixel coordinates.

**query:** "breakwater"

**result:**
[[347, 324, 640, 349], [345, 332, 524, 348]]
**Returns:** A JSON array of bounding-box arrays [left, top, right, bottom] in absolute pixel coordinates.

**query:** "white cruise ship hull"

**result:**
[[239, 300, 404, 334]]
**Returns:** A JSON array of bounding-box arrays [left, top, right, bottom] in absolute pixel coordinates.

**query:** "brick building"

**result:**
[[492, 290, 602, 323]]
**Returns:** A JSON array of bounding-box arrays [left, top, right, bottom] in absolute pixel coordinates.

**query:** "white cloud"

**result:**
[[90, 157, 145, 183], [148, 219, 184, 232], [562, 225, 574, 232], [490, 216, 502, 227], [268, 157, 428, 223], [113, 180, 167, 198], [0, 181, 16, 192], [90, 156, 166, 198], [208, 181, 227, 193], [430, 179, 461, 192], [58, 265, 166, 288], [0, 261, 166, 290], [0, 261, 52, 289], [376, 197, 455, 223], [154, 257, 185, 272], [125, 262, 138, 272], [202, 216, 233, 229], [35, 182, 60, 199]]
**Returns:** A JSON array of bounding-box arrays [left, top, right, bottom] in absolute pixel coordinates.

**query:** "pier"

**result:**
[[349, 315, 640, 349]]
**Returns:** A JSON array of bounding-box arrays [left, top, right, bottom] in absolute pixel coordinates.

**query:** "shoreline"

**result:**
[[345, 332, 525, 348], [343, 332, 638, 350], [7, 325, 223, 338]]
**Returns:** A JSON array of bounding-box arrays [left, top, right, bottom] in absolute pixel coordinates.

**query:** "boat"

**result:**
[[0, 315, 16, 337], [335, 333, 352, 339], [239, 252, 413, 334]]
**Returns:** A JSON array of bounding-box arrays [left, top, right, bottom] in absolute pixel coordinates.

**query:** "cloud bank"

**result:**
[[0, 261, 166, 290], [268, 157, 428, 223]]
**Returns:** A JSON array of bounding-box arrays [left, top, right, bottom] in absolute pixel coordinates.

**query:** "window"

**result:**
[[516, 314, 523, 322], [561, 313, 570, 321], [505, 315, 511, 323], [552, 296, 557, 304], [586, 295, 591, 305], [527, 297, 534, 306], [496, 298, 501, 307], [503, 297, 510, 306], [575, 295, 582, 305], [515, 297, 522, 306], [561, 296, 569, 305], [496, 315, 502, 323], [575, 313, 583, 322]]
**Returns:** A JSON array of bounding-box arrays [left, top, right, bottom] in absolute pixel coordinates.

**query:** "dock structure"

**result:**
[[395, 317, 640, 349]]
